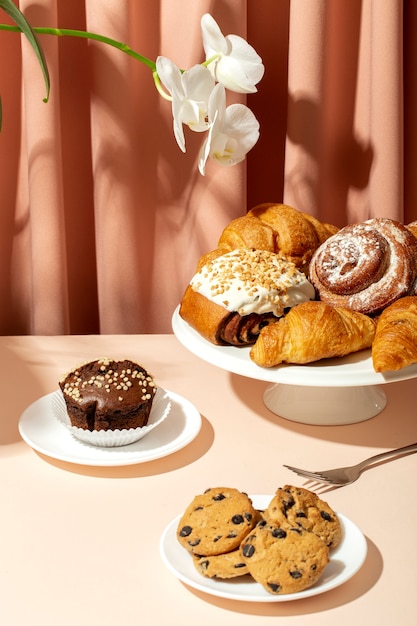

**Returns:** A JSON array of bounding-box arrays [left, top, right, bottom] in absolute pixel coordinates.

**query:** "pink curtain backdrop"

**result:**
[[0, 0, 416, 335]]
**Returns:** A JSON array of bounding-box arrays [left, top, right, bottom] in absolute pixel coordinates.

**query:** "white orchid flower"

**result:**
[[198, 83, 260, 175], [156, 56, 215, 152], [201, 13, 264, 94]]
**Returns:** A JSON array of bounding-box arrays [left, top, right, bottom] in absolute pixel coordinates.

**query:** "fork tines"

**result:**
[[283, 465, 335, 484]]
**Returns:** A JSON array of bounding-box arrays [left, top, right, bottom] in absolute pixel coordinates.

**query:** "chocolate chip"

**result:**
[[179, 525, 192, 537], [213, 493, 226, 501], [242, 544, 255, 557], [234, 562, 246, 569], [267, 582, 281, 592], [296, 511, 307, 518], [226, 532, 237, 538], [194, 506, 204, 511], [188, 538, 201, 547], [290, 570, 303, 579], [199, 559, 209, 571], [213, 535, 222, 542], [320, 510, 332, 522], [232, 514, 244, 524], [282, 496, 295, 514], [271, 527, 287, 539], [244, 512, 253, 522]]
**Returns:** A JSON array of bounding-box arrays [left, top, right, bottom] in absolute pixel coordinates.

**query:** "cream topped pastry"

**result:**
[[190, 249, 315, 317]]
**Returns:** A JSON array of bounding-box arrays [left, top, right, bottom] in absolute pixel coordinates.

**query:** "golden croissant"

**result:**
[[372, 296, 417, 372], [250, 301, 376, 367], [218, 203, 338, 274]]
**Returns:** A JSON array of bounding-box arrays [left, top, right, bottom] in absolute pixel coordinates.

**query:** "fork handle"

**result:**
[[358, 442, 417, 469]]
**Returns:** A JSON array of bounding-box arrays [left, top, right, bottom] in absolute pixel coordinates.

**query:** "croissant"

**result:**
[[194, 248, 226, 272], [218, 203, 338, 274], [218, 214, 276, 253], [249, 202, 339, 251], [250, 301, 376, 367], [372, 296, 417, 372]]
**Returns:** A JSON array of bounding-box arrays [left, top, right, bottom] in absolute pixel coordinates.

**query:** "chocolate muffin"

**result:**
[[59, 358, 157, 431]]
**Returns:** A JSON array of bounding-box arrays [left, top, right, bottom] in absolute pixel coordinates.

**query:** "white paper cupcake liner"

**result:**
[[51, 386, 171, 447]]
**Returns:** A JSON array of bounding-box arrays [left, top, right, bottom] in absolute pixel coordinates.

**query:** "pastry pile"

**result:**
[[176, 485, 341, 595], [179, 203, 417, 372]]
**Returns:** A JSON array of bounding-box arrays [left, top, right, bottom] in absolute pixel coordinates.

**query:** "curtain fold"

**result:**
[[248, 0, 413, 227], [0, 0, 416, 335], [84, 0, 247, 334], [21, 0, 70, 334]]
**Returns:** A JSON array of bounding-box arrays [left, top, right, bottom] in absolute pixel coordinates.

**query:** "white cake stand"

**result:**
[[172, 307, 417, 426]]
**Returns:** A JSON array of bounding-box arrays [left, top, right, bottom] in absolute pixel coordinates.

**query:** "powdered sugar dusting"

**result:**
[[309, 218, 417, 314]]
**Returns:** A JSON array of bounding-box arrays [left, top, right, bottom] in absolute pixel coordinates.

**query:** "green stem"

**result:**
[[202, 53, 220, 68], [152, 70, 172, 101], [0, 24, 157, 71]]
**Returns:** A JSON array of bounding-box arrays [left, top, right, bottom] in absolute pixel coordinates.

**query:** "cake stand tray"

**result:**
[[172, 307, 417, 425]]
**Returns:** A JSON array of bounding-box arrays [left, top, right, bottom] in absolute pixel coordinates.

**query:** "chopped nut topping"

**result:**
[[190, 248, 314, 316]]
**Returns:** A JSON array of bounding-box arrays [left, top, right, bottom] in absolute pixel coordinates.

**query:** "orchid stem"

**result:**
[[202, 53, 220, 68], [152, 71, 172, 101], [0, 24, 157, 71]]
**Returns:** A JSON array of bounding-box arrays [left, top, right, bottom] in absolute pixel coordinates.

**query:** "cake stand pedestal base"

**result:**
[[263, 384, 387, 426]]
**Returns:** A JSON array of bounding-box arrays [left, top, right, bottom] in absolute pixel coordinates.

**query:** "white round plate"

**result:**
[[160, 495, 367, 603], [172, 307, 417, 388], [18, 389, 201, 466]]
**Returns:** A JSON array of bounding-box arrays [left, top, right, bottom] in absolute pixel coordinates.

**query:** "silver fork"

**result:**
[[284, 442, 417, 486]]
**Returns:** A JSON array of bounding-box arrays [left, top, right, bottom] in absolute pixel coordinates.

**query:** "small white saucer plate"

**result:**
[[160, 495, 367, 603], [18, 388, 201, 466]]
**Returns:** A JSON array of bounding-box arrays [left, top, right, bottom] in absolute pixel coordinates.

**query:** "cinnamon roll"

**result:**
[[309, 218, 417, 315], [407, 221, 417, 240], [180, 287, 279, 345]]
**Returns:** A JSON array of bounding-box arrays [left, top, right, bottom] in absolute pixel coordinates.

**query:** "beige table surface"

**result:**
[[1, 334, 416, 626]]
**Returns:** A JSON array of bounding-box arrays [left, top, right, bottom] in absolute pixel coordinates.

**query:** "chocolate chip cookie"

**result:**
[[240, 520, 329, 594], [265, 485, 342, 548], [193, 549, 249, 579], [176, 487, 258, 556]]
